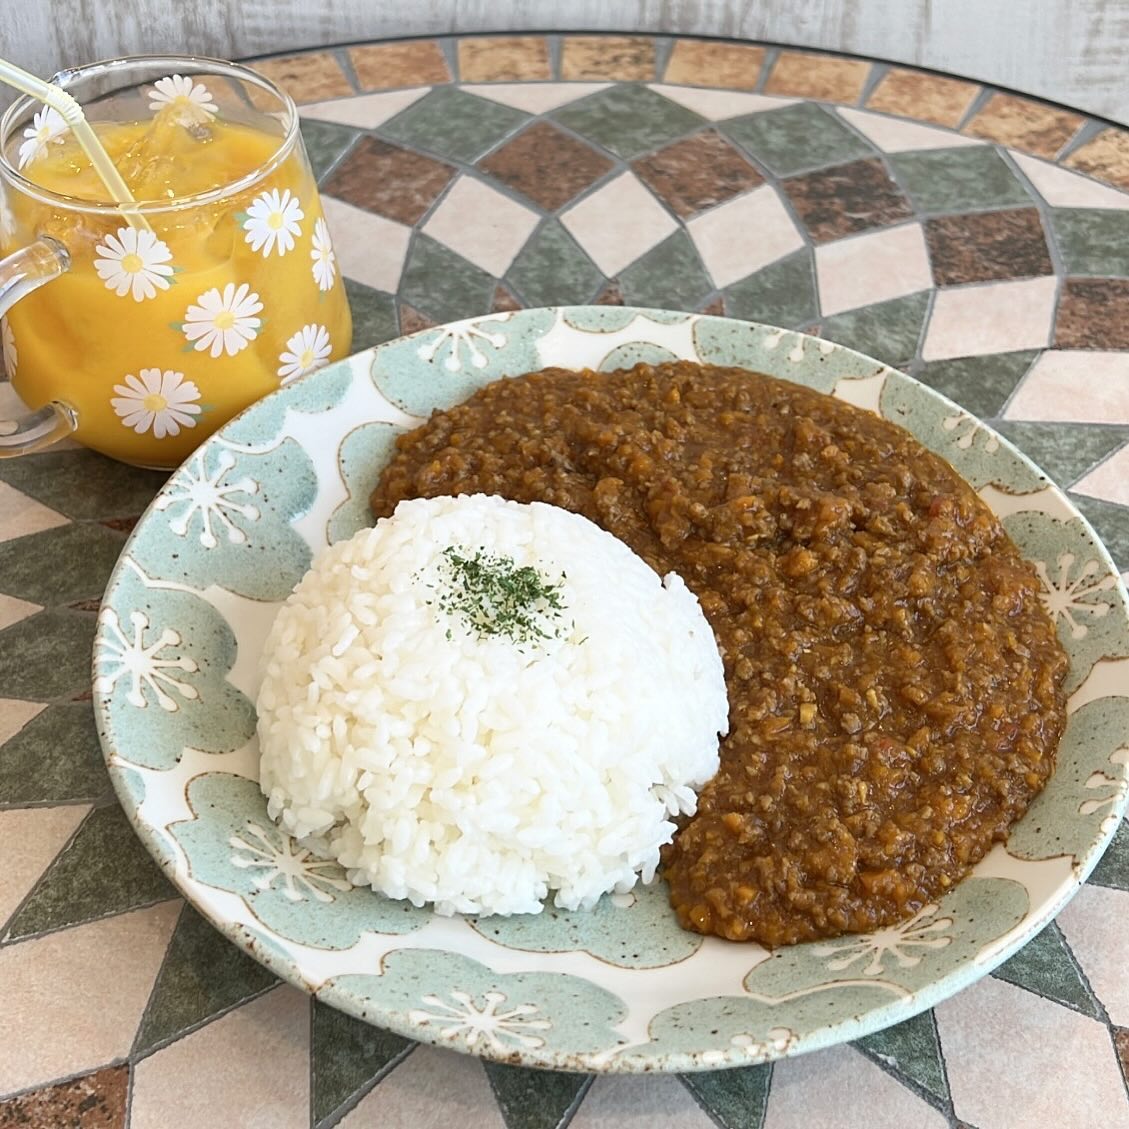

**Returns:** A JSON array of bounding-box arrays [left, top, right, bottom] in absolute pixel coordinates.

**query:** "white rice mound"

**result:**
[[256, 493, 729, 916]]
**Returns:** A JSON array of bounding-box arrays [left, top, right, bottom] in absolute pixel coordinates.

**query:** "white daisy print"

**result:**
[[1, 317, 16, 377], [148, 74, 218, 124], [18, 107, 68, 169], [310, 216, 337, 291], [183, 282, 263, 358], [111, 368, 201, 439], [93, 227, 175, 302], [277, 323, 331, 384], [243, 188, 304, 257]]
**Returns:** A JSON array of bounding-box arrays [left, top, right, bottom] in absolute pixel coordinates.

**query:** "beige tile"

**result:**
[[349, 40, 452, 91], [1065, 128, 1129, 192], [300, 88, 429, 130], [572, 1074, 716, 1128], [460, 82, 609, 115], [650, 84, 796, 122], [560, 170, 678, 277], [457, 36, 551, 82], [663, 40, 765, 91], [764, 51, 871, 103], [131, 986, 308, 1129], [0, 592, 41, 633], [1002, 349, 1129, 423], [687, 184, 804, 288], [0, 900, 179, 1094], [0, 698, 45, 747], [250, 52, 353, 105], [921, 276, 1057, 362], [320, 197, 412, 294], [1058, 883, 1129, 1023], [340, 1044, 504, 1128], [0, 480, 67, 543], [815, 222, 932, 317], [964, 92, 1084, 159], [560, 36, 656, 81], [866, 67, 979, 128], [837, 107, 983, 154], [0, 805, 87, 929], [1072, 445, 1129, 505], [421, 176, 540, 277], [935, 974, 1129, 1129], [765, 1044, 948, 1129], [1010, 150, 1129, 211]]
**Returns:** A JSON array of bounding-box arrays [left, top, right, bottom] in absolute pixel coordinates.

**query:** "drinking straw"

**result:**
[[0, 56, 152, 232]]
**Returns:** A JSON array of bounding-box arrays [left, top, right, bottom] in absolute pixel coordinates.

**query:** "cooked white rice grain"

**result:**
[[257, 493, 728, 916]]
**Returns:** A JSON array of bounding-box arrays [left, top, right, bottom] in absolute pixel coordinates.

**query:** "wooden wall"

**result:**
[[3, 0, 1126, 123]]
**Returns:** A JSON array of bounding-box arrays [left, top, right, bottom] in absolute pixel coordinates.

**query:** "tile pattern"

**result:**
[[3, 30, 1129, 1129]]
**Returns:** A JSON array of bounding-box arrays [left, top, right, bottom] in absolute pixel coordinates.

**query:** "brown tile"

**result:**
[[1056, 277, 1129, 348], [780, 157, 912, 243], [324, 137, 454, 225], [764, 51, 871, 103], [965, 93, 1084, 159], [399, 303, 437, 334], [595, 280, 625, 305], [491, 283, 523, 313], [0, 1064, 128, 1128], [250, 52, 352, 105], [1115, 1027, 1129, 1090], [632, 129, 763, 219], [457, 36, 551, 82], [1065, 128, 1129, 191], [663, 40, 765, 90], [560, 36, 656, 81], [926, 207, 1052, 285], [866, 67, 979, 128], [699, 295, 726, 316], [349, 40, 452, 91], [479, 121, 614, 212]]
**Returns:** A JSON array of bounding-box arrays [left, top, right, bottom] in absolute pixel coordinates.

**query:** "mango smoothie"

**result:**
[[1, 92, 352, 467]]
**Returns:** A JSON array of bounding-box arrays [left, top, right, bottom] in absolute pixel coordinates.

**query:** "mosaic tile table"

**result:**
[[2, 32, 1129, 1129]]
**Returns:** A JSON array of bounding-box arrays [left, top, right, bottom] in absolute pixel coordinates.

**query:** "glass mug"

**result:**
[[0, 55, 352, 468]]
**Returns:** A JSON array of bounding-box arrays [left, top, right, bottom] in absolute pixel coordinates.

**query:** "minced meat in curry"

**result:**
[[369, 362, 1068, 947]]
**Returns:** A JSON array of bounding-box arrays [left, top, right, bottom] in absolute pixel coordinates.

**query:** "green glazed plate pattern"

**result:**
[[93, 307, 1129, 1073]]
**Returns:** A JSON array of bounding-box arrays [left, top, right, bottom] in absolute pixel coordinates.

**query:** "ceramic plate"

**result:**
[[94, 307, 1129, 1073]]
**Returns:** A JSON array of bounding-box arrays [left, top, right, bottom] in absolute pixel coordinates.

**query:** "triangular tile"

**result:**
[[483, 1061, 590, 1129], [0, 521, 127, 606], [0, 449, 166, 522], [312, 999, 415, 1124], [300, 118, 360, 182], [0, 698, 44, 747], [992, 422, 1129, 490], [724, 249, 818, 328], [679, 1063, 771, 1129], [1010, 150, 1129, 212], [0, 1064, 128, 1127], [699, 295, 726, 316], [507, 220, 605, 308], [620, 229, 714, 313], [0, 608, 97, 701], [915, 350, 1038, 419], [0, 591, 41, 633], [1073, 443, 1129, 506], [1089, 816, 1129, 891], [5, 804, 175, 941], [819, 290, 930, 369], [993, 920, 1105, 1020], [0, 805, 88, 929], [399, 302, 437, 335], [322, 196, 412, 294], [0, 702, 110, 805], [492, 282, 523, 313], [461, 82, 610, 115], [1114, 1027, 1129, 1085], [596, 280, 625, 305], [650, 83, 795, 121], [133, 905, 277, 1055], [399, 234, 496, 324], [301, 87, 429, 130], [0, 480, 67, 542], [838, 106, 983, 154], [344, 279, 398, 351], [1068, 493, 1129, 571], [853, 1008, 950, 1106]]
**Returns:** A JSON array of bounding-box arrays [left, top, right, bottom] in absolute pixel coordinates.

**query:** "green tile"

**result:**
[[344, 279, 398, 350], [1049, 208, 1129, 276], [915, 350, 1038, 418], [889, 147, 1031, 214], [724, 250, 818, 328], [993, 423, 1129, 490], [5, 804, 174, 940], [819, 291, 930, 368], [312, 999, 414, 1125], [722, 103, 874, 177], [133, 905, 278, 1055], [0, 449, 165, 522], [399, 234, 496, 323], [993, 920, 1104, 1020], [680, 1063, 771, 1129], [620, 229, 713, 312], [1089, 817, 1129, 891], [381, 88, 529, 163], [854, 1009, 949, 1106], [301, 119, 360, 183], [506, 220, 604, 307], [0, 522, 126, 606], [552, 86, 704, 160], [0, 703, 109, 804], [483, 1062, 590, 1129], [0, 609, 97, 701], [1069, 493, 1129, 572]]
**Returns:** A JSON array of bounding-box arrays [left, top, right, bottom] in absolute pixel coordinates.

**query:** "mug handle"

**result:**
[[0, 237, 77, 457]]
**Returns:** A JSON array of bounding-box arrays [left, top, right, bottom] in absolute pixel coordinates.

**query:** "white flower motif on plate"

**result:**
[[409, 990, 552, 1051], [1035, 552, 1117, 639], [229, 822, 351, 902], [814, 903, 953, 976], [93, 607, 200, 711], [153, 448, 260, 548], [418, 323, 507, 372]]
